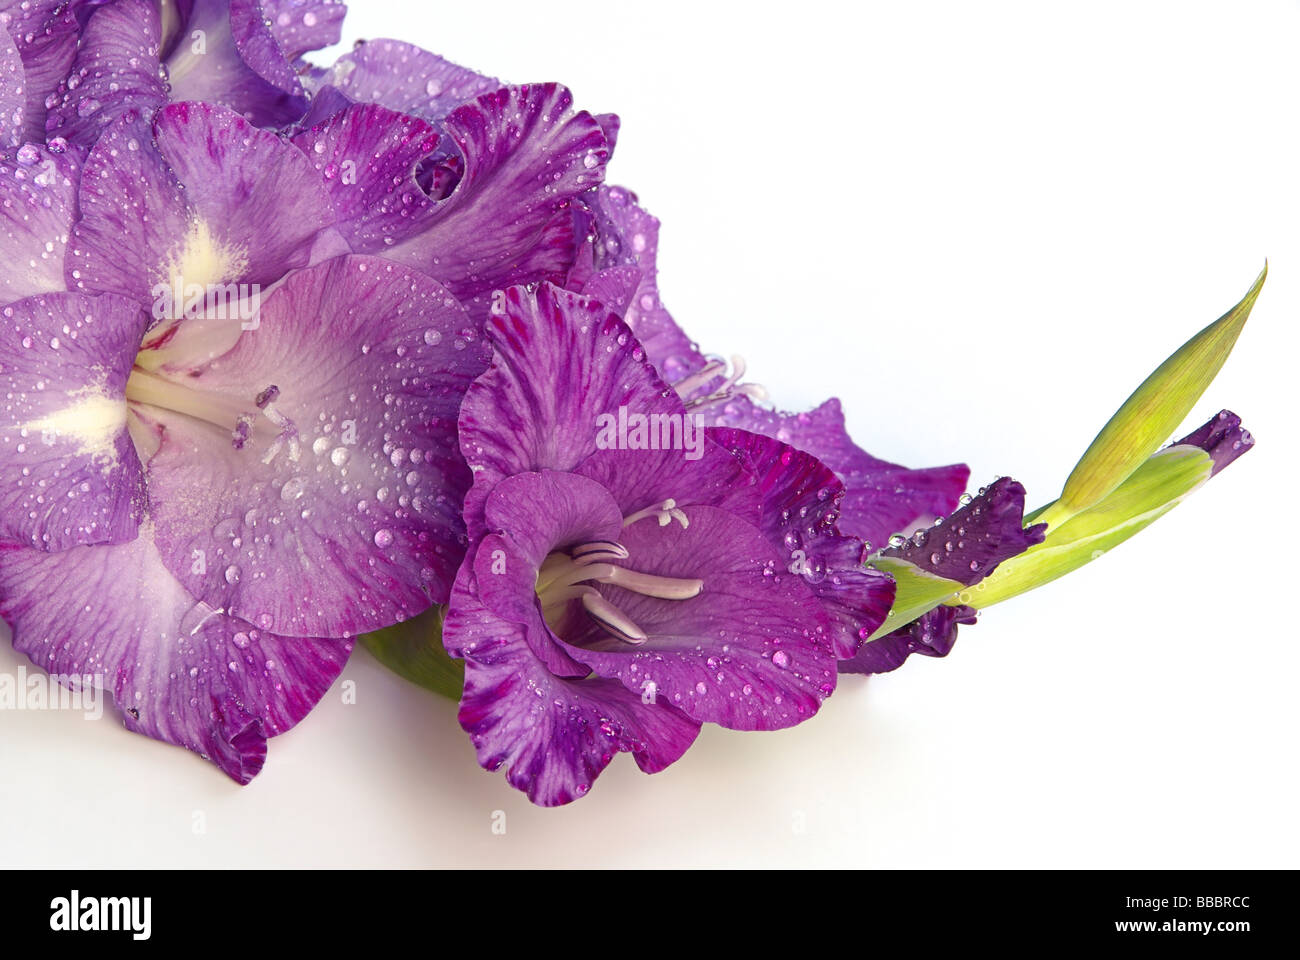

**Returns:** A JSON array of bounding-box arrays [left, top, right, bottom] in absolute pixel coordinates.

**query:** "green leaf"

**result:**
[[957, 442, 1215, 609], [360, 604, 463, 701], [1038, 264, 1265, 530]]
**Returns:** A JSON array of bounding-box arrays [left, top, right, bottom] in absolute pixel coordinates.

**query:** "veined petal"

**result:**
[[557, 505, 837, 731], [1, 0, 84, 143], [263, 0, 346, 61], [700, 395, 971, 551], [145, 256, 489, 637], [44, 0, 168, 148], [387, 84, 608, 314], [459, 283, 683, 531], [880, 476, 1047, 587], [68, 103, 331, 302], [1, 27, 23, 147], [328, 38, 500, 124], [838, 604, 977, 675], [165, 0, 306, 125], [0, 291, 147, 550], [711, 427, 894, 658], [291, 101, 440, 253], [0, 528, 351, 783], [471, 470, 623, 678], [575, 185, 707, 385], [841, 477, 1045, 673], [0, 142, 79, 300]]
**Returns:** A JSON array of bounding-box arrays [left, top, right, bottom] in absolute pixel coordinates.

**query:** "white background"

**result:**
[[2, 0, 1298, 867]]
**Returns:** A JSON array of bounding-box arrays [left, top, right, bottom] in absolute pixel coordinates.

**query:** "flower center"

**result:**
[[536, 523, 703, 645], [124, 368, 300, 463]]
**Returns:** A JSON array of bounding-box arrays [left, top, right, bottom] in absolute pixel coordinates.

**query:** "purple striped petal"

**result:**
[[291, 101, 440, 253], [0, 142, 80, 300], [447, 553, 700, 806], [68, 103, 331, 302], [0, 529, 350, 783], [145, 256, 488, 637], [0, 291, 146, 550], [458, 283, 680, 531], [881, 476, 1046, 586], [700, 395, 970, 551], [575, 185, 707, 385], [44, 0, 167, 147], [329, 38, 500, 123], [710, 427, 895, 658], [838, 604, 977, 675], [841, 477, 1045, 675], [386, 84, 607, 315], [0, 0, 85, 143], [556, 505, 837, 731]]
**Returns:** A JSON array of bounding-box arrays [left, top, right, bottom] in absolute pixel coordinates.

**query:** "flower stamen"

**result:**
[[535, 538, 703, 646], [579, 589, 647, 644], [623, 498, 689, 529]]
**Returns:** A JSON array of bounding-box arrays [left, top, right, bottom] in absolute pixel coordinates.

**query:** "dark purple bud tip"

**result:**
[[1172, 409, 1254, 477], [883, 476, 1047, 587]]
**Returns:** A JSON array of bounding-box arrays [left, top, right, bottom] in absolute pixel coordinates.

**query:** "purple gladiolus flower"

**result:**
[[0, 82, 502, 777], [1, 0, 1262, 809], [445, 281, 894, 804]]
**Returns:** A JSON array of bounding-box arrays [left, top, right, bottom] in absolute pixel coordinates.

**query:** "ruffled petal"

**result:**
[[44, 0, 168, 148], [446, 560, 700, 806], [164, 0, 305, 125], [386, 84, 607, 314], [557, 504, 837, 731], [881, 476, 1046, 586], [291, 101, 440, 253], [575, 185, 706, 384], [263, 0, 345, 61], [0, 291, 147, 550], [838, 604, 977, 675], [0, 142, 79, 300], [472, 470, 622, 679], [1, 0, 84, 143], [145, 256, 489, 637], [840, 477, 1045, 675], [329, 38, 500, 123], [459, 283, 682, 529], [0, 528, 351, 783]]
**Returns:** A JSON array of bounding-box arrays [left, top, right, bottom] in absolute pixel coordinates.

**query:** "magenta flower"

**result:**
[[444, 282, 895, 804]]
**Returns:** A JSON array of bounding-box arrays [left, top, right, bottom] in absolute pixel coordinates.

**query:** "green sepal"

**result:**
[[360, 604, 464, 701], [864, 555, 967, 641]]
